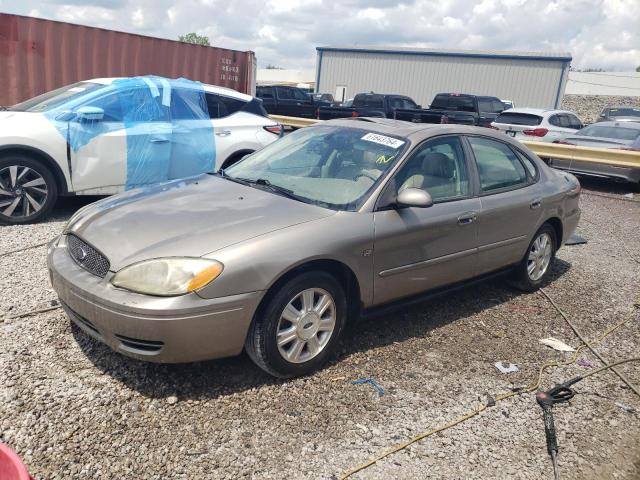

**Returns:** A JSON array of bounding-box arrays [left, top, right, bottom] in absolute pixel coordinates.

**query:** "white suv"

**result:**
[[491, 108, 584, 143], [0, 77, 282, 224]]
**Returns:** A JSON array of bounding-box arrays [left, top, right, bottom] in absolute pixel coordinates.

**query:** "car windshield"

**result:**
[[224, 126, 408, 211], [577, 125, 640, 141], [9, 82, 105, 112], [605, 107, 640, 118]]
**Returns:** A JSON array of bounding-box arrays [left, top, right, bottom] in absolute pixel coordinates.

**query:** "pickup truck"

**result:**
[[256, 85, 330, 119], [394, 93, 506, 127], [317, 93, 429, 120]]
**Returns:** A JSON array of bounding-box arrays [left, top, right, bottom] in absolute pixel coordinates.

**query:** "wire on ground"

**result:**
[[339, 289, 639, 479]]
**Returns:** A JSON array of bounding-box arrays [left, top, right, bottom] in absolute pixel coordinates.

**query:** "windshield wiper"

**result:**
[[249, 178, 301, 201], [214, 172, 307, 203]]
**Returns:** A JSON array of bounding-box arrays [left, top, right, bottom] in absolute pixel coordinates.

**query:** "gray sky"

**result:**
[[1, 0, 639, 71]]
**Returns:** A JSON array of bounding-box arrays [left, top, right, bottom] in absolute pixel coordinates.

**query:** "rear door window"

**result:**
[[256, 87, 273, 99], [431, 95, 476, 112], [275, 87, 294, 100], [354, 94, 384, 108], [468, 136, 528, 192]]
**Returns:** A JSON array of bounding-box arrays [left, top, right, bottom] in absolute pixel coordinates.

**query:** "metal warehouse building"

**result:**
[[316, 46, 572, 109]]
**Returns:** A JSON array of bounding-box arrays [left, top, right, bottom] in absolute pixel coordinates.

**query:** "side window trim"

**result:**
[[464, 134, 533, 196]]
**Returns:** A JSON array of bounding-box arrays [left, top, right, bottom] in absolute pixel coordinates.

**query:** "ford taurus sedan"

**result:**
[[48, 119, 581, 378]]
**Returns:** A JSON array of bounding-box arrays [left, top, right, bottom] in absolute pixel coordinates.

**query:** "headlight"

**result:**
[[111, 258, 223, 296]]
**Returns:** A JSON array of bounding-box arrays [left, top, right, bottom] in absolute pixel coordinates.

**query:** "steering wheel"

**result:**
[[353, 171, 378, 182]]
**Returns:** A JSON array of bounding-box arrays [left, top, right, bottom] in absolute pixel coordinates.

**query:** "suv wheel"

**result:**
[[245, 271, 347, 378], [509, 224, 556, 292], [0, 155, 58, 225]]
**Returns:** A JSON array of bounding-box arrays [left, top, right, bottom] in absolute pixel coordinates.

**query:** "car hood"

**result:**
[[67, 175, 336, 271]]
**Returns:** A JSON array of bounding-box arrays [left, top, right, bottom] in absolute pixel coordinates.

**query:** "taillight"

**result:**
[[523, 128, 548, 137], [351, 111, 359, 118], [263, 124, 282, 136]]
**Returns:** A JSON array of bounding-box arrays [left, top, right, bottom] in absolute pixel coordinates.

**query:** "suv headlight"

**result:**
[[111, 258, 223, 296]]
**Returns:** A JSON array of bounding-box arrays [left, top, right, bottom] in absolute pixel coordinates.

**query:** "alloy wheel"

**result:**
[[276, 288, 336, 364], [0, 165, 49, 219], [527, 232, 553, 281]]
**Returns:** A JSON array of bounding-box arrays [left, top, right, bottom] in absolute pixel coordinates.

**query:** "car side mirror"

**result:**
[[76, 106, 104, 122], [396, 188, 433, 208]]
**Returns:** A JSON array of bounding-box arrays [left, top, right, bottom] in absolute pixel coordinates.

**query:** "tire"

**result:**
[[508, 224, 557, 292], [245, 271, 347, 378], [0, 155, 58, 225]]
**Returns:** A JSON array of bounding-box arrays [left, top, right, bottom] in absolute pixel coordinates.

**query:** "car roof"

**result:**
[[498, 107, 574, 116], [321, 117, 526, 142], [87, 77, 252, 101], [590, 121, 640, 130]]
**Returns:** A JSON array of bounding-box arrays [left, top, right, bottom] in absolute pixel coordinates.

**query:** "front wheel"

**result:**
[[508, 224, 556, 292], [245, 271, 347, 378], [0, 155, 58, 224]]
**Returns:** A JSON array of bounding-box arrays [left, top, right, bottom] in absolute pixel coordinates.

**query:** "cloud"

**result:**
[[0, 0, 638, 70]]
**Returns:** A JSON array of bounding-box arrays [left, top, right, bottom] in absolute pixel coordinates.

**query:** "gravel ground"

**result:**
[[561, 95, 640, 124], [1, 178, 639, 480]]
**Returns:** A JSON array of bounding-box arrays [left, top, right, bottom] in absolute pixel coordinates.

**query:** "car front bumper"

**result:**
[[47, 237, 263, 363]]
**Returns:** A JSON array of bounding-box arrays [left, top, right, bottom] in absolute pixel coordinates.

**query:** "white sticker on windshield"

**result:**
[[361, 133, 405, 149], [68, 87, 87, 93]]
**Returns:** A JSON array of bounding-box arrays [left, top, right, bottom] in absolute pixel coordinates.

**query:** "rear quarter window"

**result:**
[[494, 112, 542, 126]]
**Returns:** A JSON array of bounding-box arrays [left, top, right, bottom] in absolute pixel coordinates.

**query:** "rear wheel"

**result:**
[[508, 224, 556, 292], [0, 155, 58, 224], [245, 271, 347, 378]]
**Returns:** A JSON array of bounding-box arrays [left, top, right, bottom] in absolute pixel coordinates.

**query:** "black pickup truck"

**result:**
[[317, 93, 434, 120], [394, 93, 505, 127], [256, 85, 330, 118]]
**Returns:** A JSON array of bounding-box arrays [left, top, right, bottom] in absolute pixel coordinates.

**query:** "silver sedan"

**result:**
[[48, 119, 581, 377]]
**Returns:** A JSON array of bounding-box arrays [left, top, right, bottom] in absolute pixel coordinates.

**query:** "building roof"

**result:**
[[316, 45, 572, 62]]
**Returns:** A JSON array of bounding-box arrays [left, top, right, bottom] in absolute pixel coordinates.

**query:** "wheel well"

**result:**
[[0, 146, 68, 195], [220, 150, 255, 170], [545, 217, 563, 247], [257, 259, 362, 322]]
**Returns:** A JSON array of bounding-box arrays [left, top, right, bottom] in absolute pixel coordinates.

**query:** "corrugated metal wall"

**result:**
[[318, 50, 569, 109], [0, 14, 256, 106]]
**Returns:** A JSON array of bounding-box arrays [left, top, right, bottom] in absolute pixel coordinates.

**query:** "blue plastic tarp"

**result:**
[[44, 75, 216, 189]]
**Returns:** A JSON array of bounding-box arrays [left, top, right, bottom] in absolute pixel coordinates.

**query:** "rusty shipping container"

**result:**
[[0, 13, 257, 106]]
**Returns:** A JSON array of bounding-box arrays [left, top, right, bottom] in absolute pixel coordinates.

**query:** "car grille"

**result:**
[[67, 234, 110, 278]]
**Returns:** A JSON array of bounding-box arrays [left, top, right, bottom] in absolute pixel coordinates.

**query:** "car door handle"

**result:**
[[530, 199, 542, 209], [150, 137, 169, 144], [457, 212, 477, 225], [216, 130, 231, 137]]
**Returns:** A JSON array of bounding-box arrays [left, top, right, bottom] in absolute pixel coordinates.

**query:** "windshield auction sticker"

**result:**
[[361, 133, 405, 149]]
